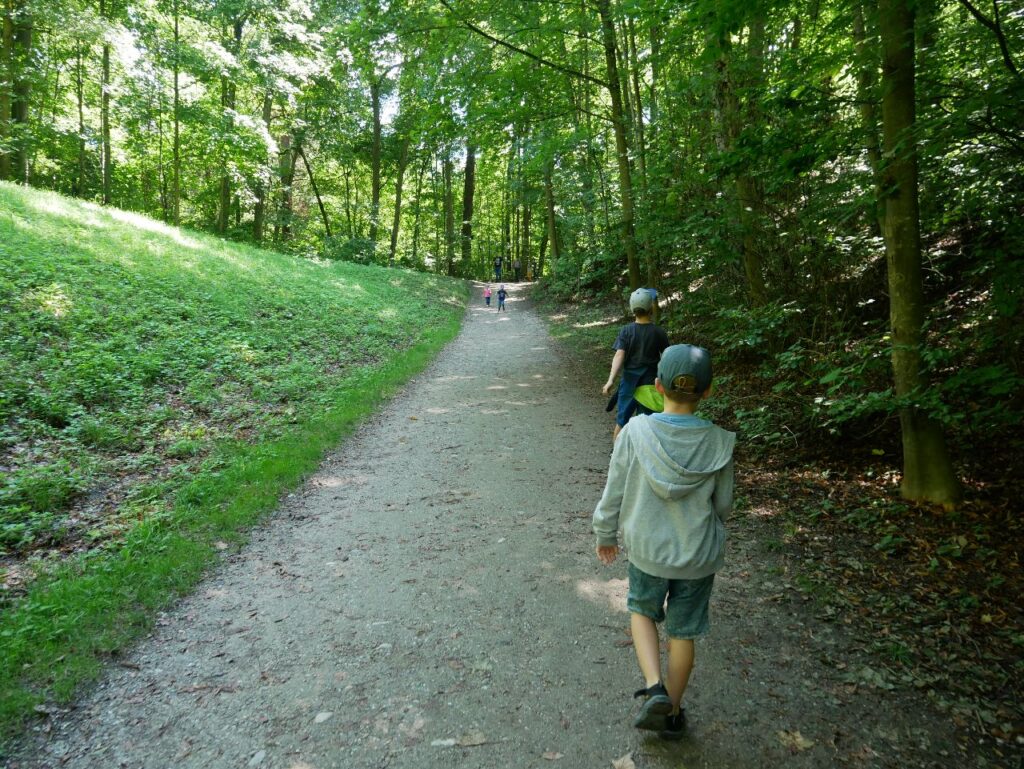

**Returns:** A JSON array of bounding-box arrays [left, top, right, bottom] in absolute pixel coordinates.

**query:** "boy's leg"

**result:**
[[630, 612, 662, 687], [665, 638, 695, 712]]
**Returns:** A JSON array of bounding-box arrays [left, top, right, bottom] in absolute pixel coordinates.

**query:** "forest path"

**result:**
[[11, 283, 955, 769]]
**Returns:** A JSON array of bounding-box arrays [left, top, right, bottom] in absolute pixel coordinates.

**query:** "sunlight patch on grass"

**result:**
[[23, 282, 72, 318]]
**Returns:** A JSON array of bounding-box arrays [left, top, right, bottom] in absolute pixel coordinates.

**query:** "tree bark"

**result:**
[[543, 160, 561, 276], [75, 43, 87, 196], [218, 18, 242, 235], [877, 0, 961, 507], [368, 77, 382, 245], [0, 0, 11, 181], [274, 133, 295, 242], [853, 0, 884, 237], [459, 140, 476, 271], [172, 0, 180, 225], [410, 153, 426, 267], [389, 133, 410, 266], [715, 22, 768, 305], [253, 93, 273, 242], [101, 0, 111, 202], [626, 17, 647, 190], [297, 145, 331, 239], [596, 0, 641, 290], [442, 149, 455, 276]]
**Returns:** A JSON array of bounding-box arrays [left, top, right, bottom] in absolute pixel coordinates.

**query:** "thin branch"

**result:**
[[437, 0, 609, 89], [956, 0, 1022, 80]]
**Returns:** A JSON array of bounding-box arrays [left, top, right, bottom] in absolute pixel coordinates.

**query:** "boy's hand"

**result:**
[[596, 544, 618, 565], [602, 381, 614, 396]]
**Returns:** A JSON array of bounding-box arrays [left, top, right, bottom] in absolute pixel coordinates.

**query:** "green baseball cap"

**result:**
[[657, 344, 713, 396]]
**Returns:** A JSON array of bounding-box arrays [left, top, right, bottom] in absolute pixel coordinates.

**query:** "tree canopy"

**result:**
[[2, 0, 1022, 505]]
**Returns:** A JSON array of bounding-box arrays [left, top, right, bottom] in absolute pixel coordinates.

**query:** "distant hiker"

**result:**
[[497, 284, 508, 311], [494, 255, 503, 281], [602, 288, 669, 441], [484, 285, 492, 307], [593, 344, 735, 741], [513, 258, 522, 282]]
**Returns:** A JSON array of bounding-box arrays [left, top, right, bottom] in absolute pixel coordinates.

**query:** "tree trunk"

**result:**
[[389, 133, 410, 266], [0, 0, 12, 181], [298, 145, 331, 239], [218, 19, 242, 235], [715, 23, 768, 305], [253, 92, 273, 242], [368, 77, 382, 245], [543, 161, 561, 274], [853, 0, 884, 237], [75, 43, 87, 196], [410, 153, 426, 267], [442, 149, 455, 276], [172, 0, 180, 225], [596, 0, 641, 290], [274, 134, 295, 242], [100, 0, 111, 202], [878, 0, 961, 507], [459, 141, 476, 271], [627, 17, 647, 190]]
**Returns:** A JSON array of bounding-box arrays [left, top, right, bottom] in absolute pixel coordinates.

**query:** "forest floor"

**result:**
[[5, 283, 1017, 768]]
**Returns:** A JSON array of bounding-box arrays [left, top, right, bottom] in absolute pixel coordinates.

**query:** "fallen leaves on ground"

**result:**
[[777, 730, 815, 752]]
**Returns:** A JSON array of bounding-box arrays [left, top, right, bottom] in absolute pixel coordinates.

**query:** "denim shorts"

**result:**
[[627, 563, 715, 639]]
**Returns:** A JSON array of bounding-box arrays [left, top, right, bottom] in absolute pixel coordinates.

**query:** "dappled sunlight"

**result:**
[[481, 408, 509, 415], [378, 306, 399, 321], [486, 385, 508, 391], [576, 577, 629, 613], [433, 375, 478, 383], [24, 283, 72, 318], [574, 319, 615, 329], [426, 407, 450, 415], [228, 340, 259, 363], [103, 206, 205, 251], [515, 383, 532, 388]]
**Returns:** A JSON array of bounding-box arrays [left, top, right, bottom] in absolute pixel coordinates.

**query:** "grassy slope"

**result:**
[[0, 182, 467, 739]]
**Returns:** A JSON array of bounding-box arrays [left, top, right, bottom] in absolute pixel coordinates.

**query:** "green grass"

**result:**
[[0, 182, 467, 740]]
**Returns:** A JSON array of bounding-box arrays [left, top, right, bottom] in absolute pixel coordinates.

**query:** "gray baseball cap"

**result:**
[[657, 344, 713, 396], [629, 287, 654, 312]]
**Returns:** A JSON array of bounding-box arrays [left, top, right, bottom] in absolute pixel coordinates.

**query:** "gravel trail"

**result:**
[[10, 284, 961, 769]]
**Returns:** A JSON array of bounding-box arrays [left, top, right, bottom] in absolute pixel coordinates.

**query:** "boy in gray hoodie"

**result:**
[[593, 344, 735, 739]]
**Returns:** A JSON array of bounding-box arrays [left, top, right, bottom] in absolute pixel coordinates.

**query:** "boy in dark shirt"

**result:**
[[602, 288, 669, 441], [497, 285, 508, 311]]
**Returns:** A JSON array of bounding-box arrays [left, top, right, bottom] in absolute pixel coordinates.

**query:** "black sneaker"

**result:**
[[632, 682, 673, 731], [659, 709, 686, 740]]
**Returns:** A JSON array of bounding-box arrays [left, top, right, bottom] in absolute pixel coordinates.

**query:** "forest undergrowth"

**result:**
[[536, 290, 1023, 760]]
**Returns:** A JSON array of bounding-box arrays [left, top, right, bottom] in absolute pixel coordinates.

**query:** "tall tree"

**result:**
[[877, 0, 961, 507], [596, 0, 641, 290], [459, 139, 475, 271]]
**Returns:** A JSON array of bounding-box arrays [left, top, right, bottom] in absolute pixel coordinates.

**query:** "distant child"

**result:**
[[484, 285, 492, 307], [497, 284, 507, 311], [593, 344, 735, 740], [602, 288, 669, 441]]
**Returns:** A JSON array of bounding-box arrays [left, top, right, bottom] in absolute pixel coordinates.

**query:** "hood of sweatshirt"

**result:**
[[626, 415, 735, 501]]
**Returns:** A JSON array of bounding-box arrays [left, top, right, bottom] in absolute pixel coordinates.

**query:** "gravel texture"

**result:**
[[8, 284, 967, 768]]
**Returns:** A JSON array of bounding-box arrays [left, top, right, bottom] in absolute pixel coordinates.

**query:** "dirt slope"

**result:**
[[9, 284, 963, 768]]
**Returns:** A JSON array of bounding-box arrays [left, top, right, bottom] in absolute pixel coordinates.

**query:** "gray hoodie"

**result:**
[[593, 414, 735, 580]]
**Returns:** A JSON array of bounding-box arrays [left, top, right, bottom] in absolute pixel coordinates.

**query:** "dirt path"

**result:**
[[10, 284, 960, 768]]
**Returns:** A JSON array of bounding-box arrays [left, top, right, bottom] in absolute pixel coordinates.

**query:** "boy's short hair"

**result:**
[[658, 344, 712, 403]]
